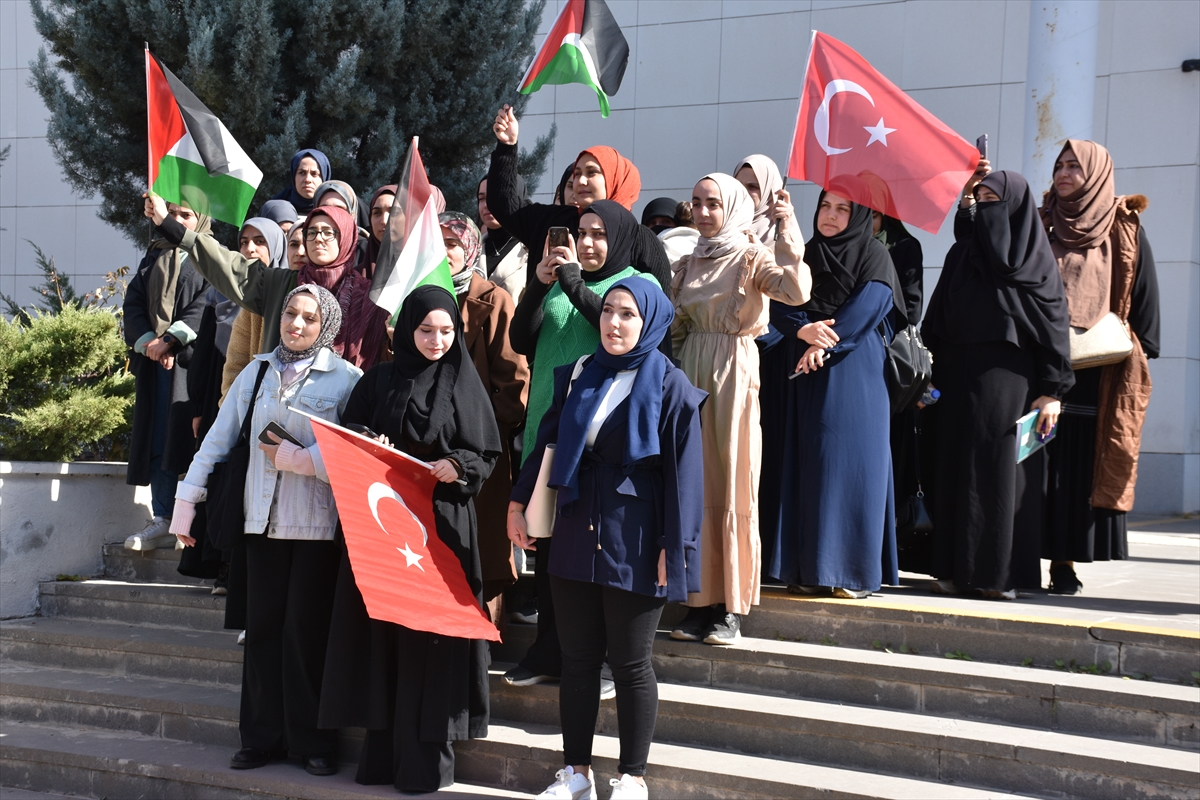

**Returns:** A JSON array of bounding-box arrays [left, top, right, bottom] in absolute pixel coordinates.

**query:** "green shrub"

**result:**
[[0, 305, 134, 461]]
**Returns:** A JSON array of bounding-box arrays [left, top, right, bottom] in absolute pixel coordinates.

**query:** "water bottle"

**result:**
[[920, 386, 940, 407]]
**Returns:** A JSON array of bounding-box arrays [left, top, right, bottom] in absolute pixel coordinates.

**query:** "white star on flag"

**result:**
[[864, 118, 896, 147], [398, 543, 425, 571]]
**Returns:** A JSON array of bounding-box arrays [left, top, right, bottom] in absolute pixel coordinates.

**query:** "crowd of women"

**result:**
[[120, 102, 1158, 797]]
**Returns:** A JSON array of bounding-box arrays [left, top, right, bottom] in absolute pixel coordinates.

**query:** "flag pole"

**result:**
[[144, 42, 154, 247], [778, 30, 819, 244]]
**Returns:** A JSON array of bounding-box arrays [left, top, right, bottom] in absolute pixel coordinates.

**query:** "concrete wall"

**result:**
[[0, 461, 152, 618], [1, 0, 1196, 512]]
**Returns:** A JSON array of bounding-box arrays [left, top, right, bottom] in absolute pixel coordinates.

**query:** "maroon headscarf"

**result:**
[[364, 184, 398, 280], [300, 207, 389, 368]]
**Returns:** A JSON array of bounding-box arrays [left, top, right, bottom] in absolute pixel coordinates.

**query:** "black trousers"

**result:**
[[242, 535, 339, 757], [519, 534, 562, 677], [550, 575, 665, 776]]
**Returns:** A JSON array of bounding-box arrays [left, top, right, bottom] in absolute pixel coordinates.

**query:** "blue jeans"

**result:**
[[149, 363, 178, 517]]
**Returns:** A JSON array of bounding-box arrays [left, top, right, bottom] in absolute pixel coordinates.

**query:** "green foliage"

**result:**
[[0, 305, 134, 462], [29, 0, 555, 244], [944, 649, 973, 661]]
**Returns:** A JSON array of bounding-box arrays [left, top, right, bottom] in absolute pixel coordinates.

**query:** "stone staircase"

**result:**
[[2, 544, 1198, 799]]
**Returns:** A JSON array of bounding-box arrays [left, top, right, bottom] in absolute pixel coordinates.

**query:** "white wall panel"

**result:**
[[810, 1, 905, 82], [718, 10, 811, 104], [901, 1, 1007, 89], [635, 19, 722, 108]]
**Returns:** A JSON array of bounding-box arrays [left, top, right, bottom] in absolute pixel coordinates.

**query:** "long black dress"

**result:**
[[1042, 227, 1160, 562], [922, 172, 1074, 593], [318, 287, 501, 794]]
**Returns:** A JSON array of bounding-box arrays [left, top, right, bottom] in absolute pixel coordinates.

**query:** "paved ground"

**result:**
[[873, 516, 1200, 634]]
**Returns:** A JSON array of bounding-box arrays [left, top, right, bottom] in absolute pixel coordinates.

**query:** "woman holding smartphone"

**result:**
[[922, 168, 1073, 599], [170, 284, 362, 775], [511, 276, 706, 800]]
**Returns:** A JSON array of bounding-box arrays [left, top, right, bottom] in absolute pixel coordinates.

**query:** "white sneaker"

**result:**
[[608, 774, 649, 800], [124, 517, 174, 551], [536, 766, 596, 800], [237, 630, 246, 646]]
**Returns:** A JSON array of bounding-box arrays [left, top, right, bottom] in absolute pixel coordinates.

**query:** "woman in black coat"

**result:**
[[509, 276, 706, 800], [922, 168, 1074, 599], [319, 286, 502, 794]]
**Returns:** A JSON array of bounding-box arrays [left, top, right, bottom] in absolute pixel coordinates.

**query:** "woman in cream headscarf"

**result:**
[[733, 154, 804, 266], [670, 173, 811, 645], [1039, 140, 1159, 595]]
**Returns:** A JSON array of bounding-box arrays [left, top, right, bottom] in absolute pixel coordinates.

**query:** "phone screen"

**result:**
[[548, 226, 570, 250], [976, 134, 988, 161]]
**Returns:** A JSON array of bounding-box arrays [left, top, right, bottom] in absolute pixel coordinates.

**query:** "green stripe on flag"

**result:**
[[152, 155, 258, 227], [387, 257, 455, 327], [520, 43, 610, 117]]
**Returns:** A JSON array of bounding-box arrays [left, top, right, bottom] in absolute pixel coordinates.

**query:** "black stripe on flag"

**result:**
[[580, 0, 629, 96], [154, 56, 230, 176]]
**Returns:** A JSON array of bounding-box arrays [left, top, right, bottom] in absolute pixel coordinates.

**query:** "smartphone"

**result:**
[[258, 420, 302, 447], [976, 134, 989, 161], [548, 226, 570, 250], [346, 423, 380, 440]]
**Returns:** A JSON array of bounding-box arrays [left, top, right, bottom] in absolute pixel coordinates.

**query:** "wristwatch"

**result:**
[[159, 332, 178, 350]]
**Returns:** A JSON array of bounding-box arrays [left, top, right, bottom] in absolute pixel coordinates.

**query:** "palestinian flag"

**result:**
[[518, 0, 629, 117], [145, 47, 262, 227], [369, 138, 455, 319]]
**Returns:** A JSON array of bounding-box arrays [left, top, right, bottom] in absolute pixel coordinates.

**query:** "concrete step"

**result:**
[[0, 721, 1023, 800], [649, 634, 1200, 750], [0, 723, 523, 799], [0, 661, 240, 748], [37, 579, 227, 630], [100, 543, 211, 587], [486, 670, 1199, 800], [744, 589, 1200, 684], [0, 617, 243, 686], [8, 609, 1195, 753]]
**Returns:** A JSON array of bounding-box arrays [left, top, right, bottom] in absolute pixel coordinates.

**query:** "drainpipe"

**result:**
[[1021, 0, 1100, 195]]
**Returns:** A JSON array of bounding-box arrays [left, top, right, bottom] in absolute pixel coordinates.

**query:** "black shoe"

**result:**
[[1048, 564, 1083, 595], [509, 600, 538, 625], [670, 606, 711, 641], [704, 610, 742, 645], [230, 747, 273, 770], [504, 664, 556, 686], [304, 756, 338, 776]]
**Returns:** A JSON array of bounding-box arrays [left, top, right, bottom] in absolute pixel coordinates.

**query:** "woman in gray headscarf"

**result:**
[[171, 283, 364, 777]]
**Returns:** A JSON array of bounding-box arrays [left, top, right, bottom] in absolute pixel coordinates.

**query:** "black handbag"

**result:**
[[205, 361, 269, 554], [884, 324, 933, 415]]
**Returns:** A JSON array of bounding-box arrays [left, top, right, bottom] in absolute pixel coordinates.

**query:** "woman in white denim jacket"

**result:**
[[170, 284, 362, 777]]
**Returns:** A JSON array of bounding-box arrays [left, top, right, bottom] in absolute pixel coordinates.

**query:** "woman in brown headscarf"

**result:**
[[1040, 141, 1160, 595]]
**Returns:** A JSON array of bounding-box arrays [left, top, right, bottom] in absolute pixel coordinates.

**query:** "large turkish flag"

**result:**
[[308, 415, 500, 642], [787, 31, 980, 234]]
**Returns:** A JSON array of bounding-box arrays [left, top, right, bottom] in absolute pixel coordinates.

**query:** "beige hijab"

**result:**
[[733, 155, 784, 242], [147, 210, 212, 335], [1041, 140, 1116, 330], [692, 173, 756, 261]]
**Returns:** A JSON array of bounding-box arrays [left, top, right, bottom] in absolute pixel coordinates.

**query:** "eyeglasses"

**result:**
[[305, 226, 339, 242]]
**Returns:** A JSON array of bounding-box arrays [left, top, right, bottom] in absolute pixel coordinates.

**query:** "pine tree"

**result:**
[[29, 0, 555, 243]]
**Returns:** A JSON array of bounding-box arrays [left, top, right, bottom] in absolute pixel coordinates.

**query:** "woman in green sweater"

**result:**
[[505, 199, 659, 689]]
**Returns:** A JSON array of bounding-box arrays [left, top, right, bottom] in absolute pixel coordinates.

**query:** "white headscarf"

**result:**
[[692, 172, 755, 260], [733, 154, 784, 242]]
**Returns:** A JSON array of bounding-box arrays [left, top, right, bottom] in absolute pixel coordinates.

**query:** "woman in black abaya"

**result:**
[[922, 169, 1073, 599], [319, 286, 501, 794]]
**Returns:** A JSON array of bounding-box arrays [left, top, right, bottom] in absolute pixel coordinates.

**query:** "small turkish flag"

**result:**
[[787, 31, 980, 234], [307, 414, 500, 642]]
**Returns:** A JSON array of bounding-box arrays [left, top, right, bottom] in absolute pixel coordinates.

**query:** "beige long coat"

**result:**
[[672, 241, 809, 614]]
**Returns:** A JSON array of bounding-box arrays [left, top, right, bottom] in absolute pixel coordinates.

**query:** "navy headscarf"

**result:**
[[549, 275, 674, 503], [271, 149, 331, 213]]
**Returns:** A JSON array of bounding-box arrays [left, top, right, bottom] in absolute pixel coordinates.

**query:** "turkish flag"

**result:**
[[787, 31, 980, 234], [308, 415, 500, 642]]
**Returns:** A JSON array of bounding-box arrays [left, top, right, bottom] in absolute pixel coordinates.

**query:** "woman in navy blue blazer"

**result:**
[[509, 276, 706, 800]]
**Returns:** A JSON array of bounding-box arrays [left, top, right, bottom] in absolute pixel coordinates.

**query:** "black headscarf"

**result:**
[[580, 199, 641, 284], [385, 286, 465, 447], [271, 149, 331, 214], [973, 171, 1071, 357], [553, 164, 574, 205], [801, 187, 906, 323]]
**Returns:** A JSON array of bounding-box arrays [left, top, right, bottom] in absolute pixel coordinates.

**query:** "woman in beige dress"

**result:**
[[670, 173, 811, 644]]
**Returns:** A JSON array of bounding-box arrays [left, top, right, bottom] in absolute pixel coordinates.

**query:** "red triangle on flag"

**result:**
[[307, 414, 500, 642]]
